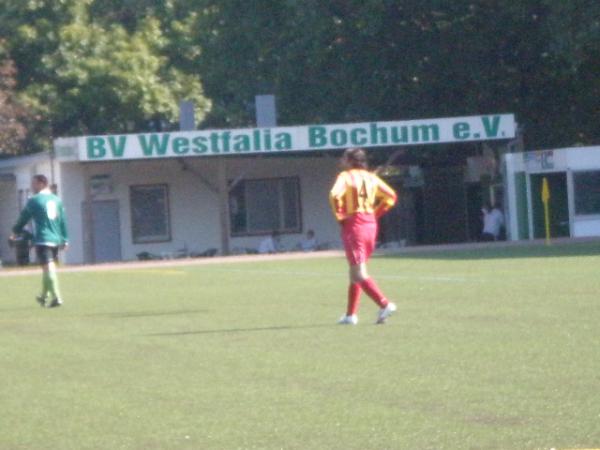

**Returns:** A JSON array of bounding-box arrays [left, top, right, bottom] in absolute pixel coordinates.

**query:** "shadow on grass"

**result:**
[[146, 323, 333, 337], [88, 309, 210, 319], [380, 242, 600, 261]]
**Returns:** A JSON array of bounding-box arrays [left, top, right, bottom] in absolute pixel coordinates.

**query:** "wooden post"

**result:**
[[217, 158, 231, 255]]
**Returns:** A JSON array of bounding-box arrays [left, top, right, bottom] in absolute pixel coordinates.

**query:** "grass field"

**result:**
[[1, 243, 599, 450]]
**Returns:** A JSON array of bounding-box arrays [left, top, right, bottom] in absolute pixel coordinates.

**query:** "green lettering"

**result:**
[[370, 123, 388, 145], [192, 136, 208, 154], [233, 135, 251, 152], [391, 126, 409, 144], [210, 133, 220, 153], [108, 136, 127, 158], [222, 132, 231, 153], [87, 138, 106, 159], [412, 124, 439, 142], [138, 133, 170, 156], [253, 130, 261, 151], [331, 129, 348, 147], [263, 129, 272, 151], [309, 126, 327, 148], [453, 122, 470, 140], [173, 137, 189, 155], [350, 128, 368, 146], [482, 115, 501, 138], [275, 133, 292, 150]]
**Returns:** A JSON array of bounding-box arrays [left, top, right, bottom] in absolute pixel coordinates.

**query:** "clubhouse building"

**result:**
[[7, 112, 588, 266]]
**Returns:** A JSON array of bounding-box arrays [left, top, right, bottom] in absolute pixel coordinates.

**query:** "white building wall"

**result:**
[[58, 155, 342, 264], [505, 146, 600, 240], [565, 147, 600, 169], [565, 147, 600, 237], [0, 179, 17, 263], [0, 153, 55, 264], [58, 162, 86, 264]]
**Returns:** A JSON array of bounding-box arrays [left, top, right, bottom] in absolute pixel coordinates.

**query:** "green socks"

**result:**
[[41, 269, 61, 300], [41, 271, 50, 300], [48, 269, 61, 300]]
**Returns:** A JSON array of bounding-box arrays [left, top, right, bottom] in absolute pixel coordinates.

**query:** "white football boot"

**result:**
[[338, 314, 358, 325], [376, 302, 397, 324]]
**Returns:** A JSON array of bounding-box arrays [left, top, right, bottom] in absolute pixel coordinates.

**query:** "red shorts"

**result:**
[[341, 213, 378, 266]]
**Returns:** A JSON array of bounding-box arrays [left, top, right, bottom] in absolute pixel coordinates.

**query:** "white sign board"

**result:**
[[56, 114, 516, 162]]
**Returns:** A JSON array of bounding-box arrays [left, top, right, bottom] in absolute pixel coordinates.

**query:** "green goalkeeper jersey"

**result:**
[[13, 189, 69, 246]]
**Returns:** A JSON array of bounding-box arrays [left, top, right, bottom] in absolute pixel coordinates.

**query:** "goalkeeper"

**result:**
[[11, 175, 68, 308]]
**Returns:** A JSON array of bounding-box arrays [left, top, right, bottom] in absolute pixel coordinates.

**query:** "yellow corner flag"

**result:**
[[542, 177, 550, 203], [542, 177, 551, 245]]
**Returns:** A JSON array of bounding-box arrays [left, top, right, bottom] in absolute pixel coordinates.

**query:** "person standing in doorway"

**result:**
[[329, 148, 398, 325], [481, 202, 504, 241], [11, 175, 68, 308]]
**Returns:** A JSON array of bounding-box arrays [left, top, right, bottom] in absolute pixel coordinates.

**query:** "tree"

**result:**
[[0, 0, 211, 148], [191, 0, 599, 147], [0, 44, 28, 155], [0, 0, 598, 151], [27, 16, 211, 136]]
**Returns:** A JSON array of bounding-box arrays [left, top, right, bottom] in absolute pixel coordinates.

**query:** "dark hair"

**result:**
[[33, 174, 49, 186], [343, 148, 368, 169]]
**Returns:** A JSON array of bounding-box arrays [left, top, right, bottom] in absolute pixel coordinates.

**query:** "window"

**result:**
[[230, 177, 301, 235], [130, 184, 171, 243], [574, 171, 600, 216]]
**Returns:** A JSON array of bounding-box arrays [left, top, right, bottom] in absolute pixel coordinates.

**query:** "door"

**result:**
[[421, 167, 468, 244], [465, 182, 484, 241], [91, 201, 122, 262], [378, 180, 417, 245], [530, 173, 570, 239]]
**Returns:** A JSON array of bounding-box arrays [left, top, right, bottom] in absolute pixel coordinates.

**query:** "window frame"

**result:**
[[229, 176, 302, 237], [129, 183, 172, 244], [573, 170, 600, 217]]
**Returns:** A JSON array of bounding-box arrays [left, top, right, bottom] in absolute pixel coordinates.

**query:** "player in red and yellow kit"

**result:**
[[329, 148, 398, 324]]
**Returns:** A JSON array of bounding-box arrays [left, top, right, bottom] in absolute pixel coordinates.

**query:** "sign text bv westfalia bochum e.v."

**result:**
[[55, 114, 516, 162]]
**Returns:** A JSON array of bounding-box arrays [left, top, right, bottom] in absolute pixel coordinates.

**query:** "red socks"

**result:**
[[347, 278, 389, 315], [347, 283, 362, 316], [360, 278, 388, 308]]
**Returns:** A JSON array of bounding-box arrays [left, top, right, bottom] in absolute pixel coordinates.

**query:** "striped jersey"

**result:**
[[329, 169, 397, 222]]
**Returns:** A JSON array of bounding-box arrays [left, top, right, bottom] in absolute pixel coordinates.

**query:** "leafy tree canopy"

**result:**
[[0, 0, 598, 152], [0, 41, 28, 155]]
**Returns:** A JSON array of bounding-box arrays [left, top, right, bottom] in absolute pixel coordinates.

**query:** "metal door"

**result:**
[[91, 201, 122, 262]]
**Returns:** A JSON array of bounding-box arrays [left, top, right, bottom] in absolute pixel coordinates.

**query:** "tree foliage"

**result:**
[[0, 0, 598, 153], [192, 0, 599, 148], [0, 43, 28, 155], [0, 0, 210, 151]]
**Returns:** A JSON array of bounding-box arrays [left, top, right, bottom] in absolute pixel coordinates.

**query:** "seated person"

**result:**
[[258, 231, 281, 254], [299, 229, 317, 252]]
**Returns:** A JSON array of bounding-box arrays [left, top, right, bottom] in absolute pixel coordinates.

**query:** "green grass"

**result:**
[[1, 242, 600, 449]]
